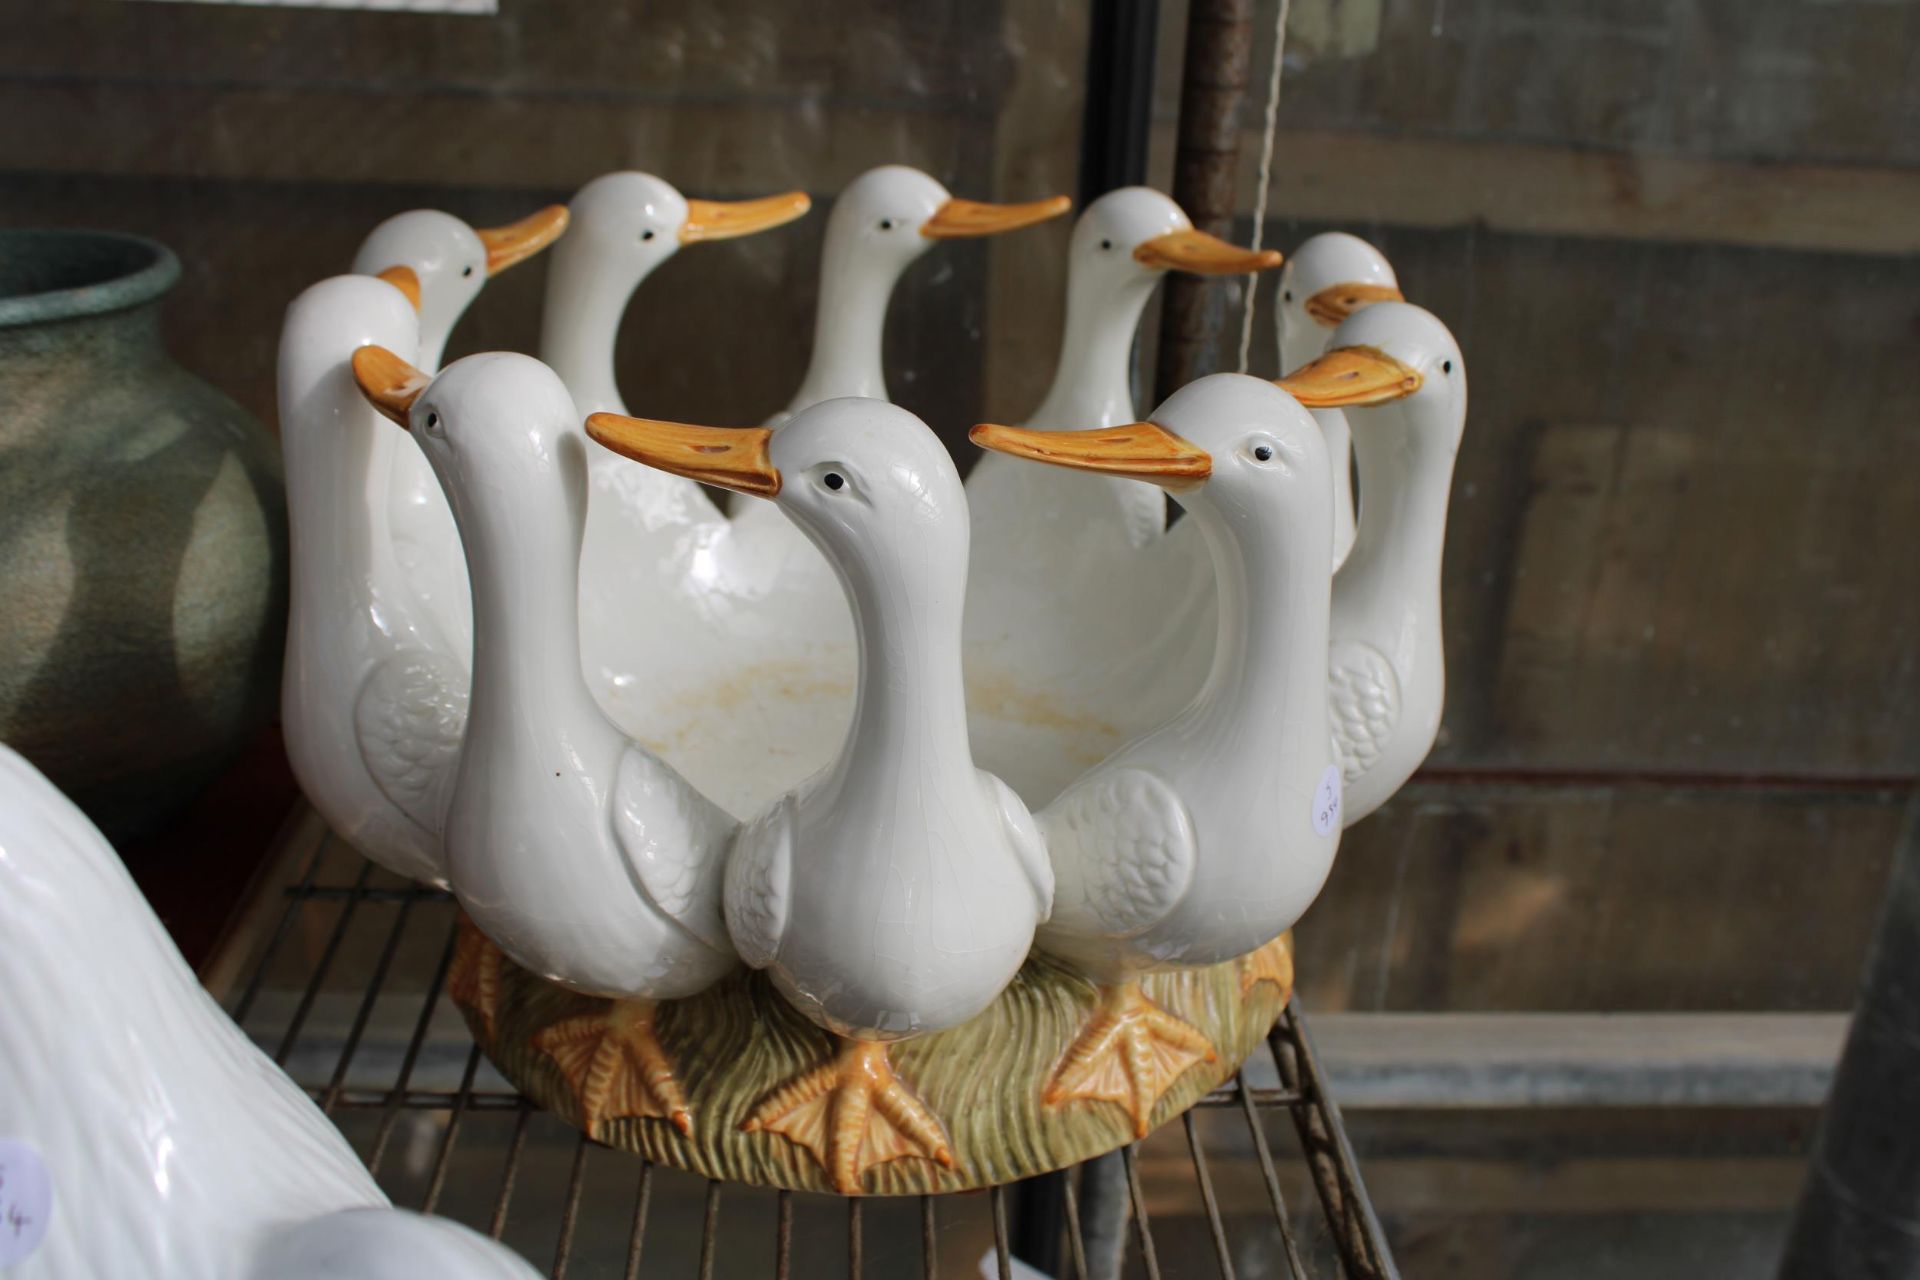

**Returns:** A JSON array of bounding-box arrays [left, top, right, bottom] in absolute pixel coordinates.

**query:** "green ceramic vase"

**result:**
[[0, 229, 288, 842]]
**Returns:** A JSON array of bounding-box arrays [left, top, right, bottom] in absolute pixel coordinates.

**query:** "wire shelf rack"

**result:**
[[215, 818, 1398, 1279]]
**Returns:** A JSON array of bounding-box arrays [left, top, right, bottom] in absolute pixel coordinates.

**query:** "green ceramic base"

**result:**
[[453, 931, 1292, 1196]]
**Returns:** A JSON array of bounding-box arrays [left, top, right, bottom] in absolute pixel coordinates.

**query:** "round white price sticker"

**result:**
[[1311, 764, 1342, 836], [0, 1139, 52, 1265]]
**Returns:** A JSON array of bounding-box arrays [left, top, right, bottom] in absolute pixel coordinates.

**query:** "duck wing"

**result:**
[[1328, 638, 1400, 785], [355, 649, 468, 845], [1039, 767, 1194, 939], [610, 748, 737, 955], [724, 793, 794, 970], [981, 769, 1054, 919]]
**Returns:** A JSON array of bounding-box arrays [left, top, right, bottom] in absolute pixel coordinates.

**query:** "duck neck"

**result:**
[[1027, 269, 1159, 428], [786, 241, 905, 415], [1183, 496, 1331, 772], [416, 321, 453, 375], [540, 238, 645, 416], [1334, 408, 1454, 660], [456, 445, 604, 746], [1278, 316, 1328, 379], [826, 546, 975, 792], [285, 383, 397, 632]]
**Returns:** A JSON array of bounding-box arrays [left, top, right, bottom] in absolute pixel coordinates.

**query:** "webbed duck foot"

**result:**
[[1045, 981, 1216, 1138], [534, 1000, 693, 1139], [1238, 932, 1295, 999], [448, 911, 505, 1041], [741, 1038, 956, 1195]]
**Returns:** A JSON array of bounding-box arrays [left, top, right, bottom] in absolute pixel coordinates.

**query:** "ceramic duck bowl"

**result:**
[[278, 181, 1465, 1194], [424, 388, 1344, 1196]]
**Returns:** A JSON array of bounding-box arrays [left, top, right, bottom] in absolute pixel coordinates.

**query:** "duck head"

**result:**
[[785, 167, 1069, 412], [1274, 232, 1401, 372], [826, 164, 1069, 283], [975, 372, 1330, 560], [1028, 187, 1281, 428], [587, 398, 970, 603], [1279, 301, 1464, 456], [553, 171, 811, 303], [539, 172, 809, 417], [1081, 186, 1281, 287], [352, 346, 587, 569], [353, 206, 570, 369]]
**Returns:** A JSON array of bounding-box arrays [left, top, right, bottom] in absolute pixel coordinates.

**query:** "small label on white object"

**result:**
[[0, 1140, 52, 1265], [1312, 764, 1342, 835]]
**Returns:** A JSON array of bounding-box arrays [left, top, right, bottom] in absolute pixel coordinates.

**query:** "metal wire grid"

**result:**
[[221, 834, 1398, 1279]]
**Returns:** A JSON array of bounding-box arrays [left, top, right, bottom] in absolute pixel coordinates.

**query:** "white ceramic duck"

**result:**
[[966, 186, 1283, 548], [540, 171, 811, 450], [1278, 301, 1466, 824], [352, 346, 739, 1138], [960, 190, 1282, 797], [1274, 232, 1403, 570], [774, 165, 1071, 421], [354, 205, 571, 371], [585, 399, 1053, 1194], [971, 373, 1340, 1135], [279, 274, 464, 888], [713, 167, 1072, 635], [0, 743, 540, 1279], [352, 205, 572, 659]]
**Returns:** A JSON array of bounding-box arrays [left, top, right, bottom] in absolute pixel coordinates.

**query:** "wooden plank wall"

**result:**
[[6, 0, 1916, 1016], [1184, 0, 1920, 1013], [0, 0, 1087, 431]]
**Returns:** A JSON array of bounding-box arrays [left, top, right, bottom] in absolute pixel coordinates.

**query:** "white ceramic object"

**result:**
[[586, 398, 1052, 1189], [352, 348, 738, 1106], [1290, 302, 1467, 824], [352, 206, 572, 665], [563, 166, 1068, 817], [1274, 232, 1403, 569], [969, 374, 1340, 1131], [0, 743, 539, 1279], [966, 186, 1282, 547], [976, 375, 1340, 966], [279, 275, 463, 886], [960, 190, 1282, 801]]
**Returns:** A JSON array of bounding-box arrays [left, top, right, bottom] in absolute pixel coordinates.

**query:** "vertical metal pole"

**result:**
[[1018, 11, 1160, 1265], [1779, 797, 1920, 1279], [1153, 0, 1256, 401], [1077, 0, 1160, 204]]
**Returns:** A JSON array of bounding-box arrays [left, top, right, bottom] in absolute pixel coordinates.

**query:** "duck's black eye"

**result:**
[[461, 265, 475, 278], [1253, 444, 1274, 462], [1441, 359, 1453, 374], [878, 218, 896, 231], [425, 412, 441, 431], [641, 229, 656, 241], [1100, 238, 1113, 250], [823, 471, 846, 491], [1282, 289, 1292, 302]]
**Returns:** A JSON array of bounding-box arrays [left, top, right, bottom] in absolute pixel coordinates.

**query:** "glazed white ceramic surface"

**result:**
[[550, 166, 1069, 820], [1275, 232, 1402, 570], [1320, 302, 1467, 824], [535, 170, 834, 805], [351, 211, 503, 669], [404, 352, 737, 999], [995, 376, 1342, 981], [0, 744, 539, 1279], [720, 399, 1053, 1039], [280, 275, 464, 886], [962, 189, 1262, 801]]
